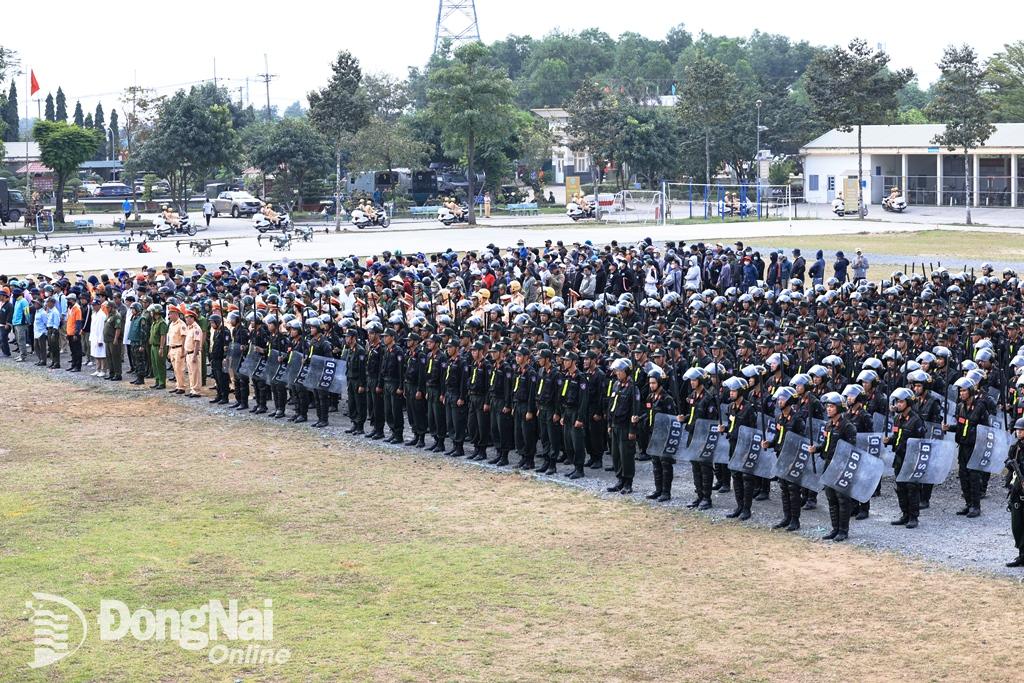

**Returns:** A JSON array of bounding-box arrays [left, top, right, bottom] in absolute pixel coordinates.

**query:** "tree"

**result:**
[[805, 39, 913, 217], [44, 93, 55, 121], [986, 41, 1024, 122], [243, 117, 331, 210], [33, 120, 101, 222], [128, 86, 238, 209], [362, 73, 410, 121], [427, 42, 516, 225], [3, 80, 18, 142], [94, 103, 105, 130], [566, 82, 626, 188], [282, 101, 305, 118], [55, 87, 67, 122], [928, 45, 995, 226], [73, 101, 84, 126], [350, 117, 430, 178], [677, 52, 739, 185], [108, 109, 120, 159], [83, 113, 93, 129], [308, 50, 370, 231]]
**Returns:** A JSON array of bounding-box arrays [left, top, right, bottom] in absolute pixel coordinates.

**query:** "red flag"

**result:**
[[30, 70, 40, 95]]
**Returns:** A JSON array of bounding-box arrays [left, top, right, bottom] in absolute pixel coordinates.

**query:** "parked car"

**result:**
[[95, 182, 133, 197], [133, 178, 170, 195], [213, 191, 264, 218]]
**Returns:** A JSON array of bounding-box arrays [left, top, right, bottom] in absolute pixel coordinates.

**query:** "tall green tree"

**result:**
[[427, 42, 516, 225], [307, 50, 370, 231], [108, 109, 120, 159], [55, 87, 67, 122], [83, 113, 93, 128], [127, 86, 238, 209], [805, 39, 913, 217], [986, 41, 1024, 122], [927, 45, 995, 226], [72, 100, 84, 126], [33, 120, 101, 222], [243, 117, 331, 210], [93, 102, 106, 159], [350, 117, 430, 178], [619, 106, 684, 187], [3, 80, 18, 142], [94, 103, 105, 130], [677, 52, 739, 185], [566, 82, 625, 187], [44, 93, 55, 121]]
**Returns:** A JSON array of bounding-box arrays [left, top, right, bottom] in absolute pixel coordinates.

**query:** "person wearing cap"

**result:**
[[583, 350, 608, 470], [181, 307, 205, 397], [148, 304, 168, 390], [102, 300, 125, 381], [228, 309, 249, 409], [166, 305, 188, 394], [126, 303, 148, 385], [343, 328, 368, 435], [64, 293, 84, 371], [11, 288, 31, 362], [422, 334, 447, 451], [306, 318, 335, 428], [512, 345, 539, 469], [442, 338, 469, 457], [465, 341, 491, 461], [380, 327, 406, 443], [0, 290, 11, 358], [486, 342, 514, 466], [364, 323, 386, 440], [1004, 419, 1024, 567], [42, 297, 62, 369], [556, 351, 590, 480], [533, 348, 562, 475], [402, 332, 428, 448]]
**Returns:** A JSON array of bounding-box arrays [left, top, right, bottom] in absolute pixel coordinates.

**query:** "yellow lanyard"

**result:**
[[514, 376, 520, 392], [688, 406, 695, 425], [778, 425, 785, 443], [606, 380, 613, 397], [427, 358, 433, 374], [536, 378, 544, 395], [445, 367, 451, 381], [471, 368, 477, 384], [490, 370, 496, 387], [962, 418, 970, 438], [729, 415, 736, 433], [561, 379, 569, 397], [825, 431, 832, 452], [895, 427, 903, 448], [611, 395, 619, 412]]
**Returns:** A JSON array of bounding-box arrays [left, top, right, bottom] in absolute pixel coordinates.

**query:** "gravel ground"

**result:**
[[3, 350, 1020, 580]]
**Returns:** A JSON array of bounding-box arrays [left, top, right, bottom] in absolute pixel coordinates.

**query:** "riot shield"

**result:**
[[263, 350, 286, 386], [676, 418, 715, 463], [820, 440, 885, 504], [227, 342, 242, 373], [237, 348, 263, 378], [896, 438, 957, 485], [968, 424, 1010, 474], [728, 426, 777, 479], [698, 422, 728, 464], [301, 355, 348, 395], [856, 432, 892, 475], [772, 432, 826, 492], [649, 413, 686, 459]]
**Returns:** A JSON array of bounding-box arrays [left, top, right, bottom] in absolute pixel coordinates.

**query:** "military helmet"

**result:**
[[889, 387, 915, 409], [722, 376, 748, 393], [773, 386, 798, 406], [841, 383, 865, 403], [856, 369, 880, 385], [1014, 417, 1024, 431], [820, 391, 845, 410], [953, 376, 977, 392], [682, 367, 706, 382], [609, 358, 631, 373]]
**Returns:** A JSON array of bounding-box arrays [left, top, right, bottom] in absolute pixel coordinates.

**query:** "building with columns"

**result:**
[[801, 123, 1024, 208]]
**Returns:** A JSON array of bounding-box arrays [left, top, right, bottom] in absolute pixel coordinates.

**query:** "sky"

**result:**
[[3, 0, 1023, 121]]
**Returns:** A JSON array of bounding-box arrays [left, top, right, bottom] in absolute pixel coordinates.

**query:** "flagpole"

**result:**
[[24, 68, 30, 205]]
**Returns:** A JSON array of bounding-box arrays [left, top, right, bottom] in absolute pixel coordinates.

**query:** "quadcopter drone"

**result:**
[[32, 244, 85, 263], [290, 224, 328, 242], [257, 232, 293, 252], [98, 236, 134, 251], [2, 233, 48, 247], [176, 239, 229, 257]]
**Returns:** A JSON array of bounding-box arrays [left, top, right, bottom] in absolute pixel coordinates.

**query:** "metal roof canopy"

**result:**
[[802, 123, 1024, 153]]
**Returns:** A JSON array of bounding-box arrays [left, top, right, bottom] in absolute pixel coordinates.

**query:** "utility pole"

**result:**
[[257, 54, 277, 121]]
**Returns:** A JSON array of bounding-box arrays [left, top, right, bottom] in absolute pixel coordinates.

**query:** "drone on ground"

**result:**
[[98, 236, 134, 251], [3, 233, 48, 247], [291, 225, 328, 242], [32, 244, 85, 262], [176, 239, 229, 257], [257, 232, 294, 251]]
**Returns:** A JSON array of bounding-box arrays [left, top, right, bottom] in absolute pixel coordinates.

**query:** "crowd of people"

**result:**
[[2, 236, 1024, 566]]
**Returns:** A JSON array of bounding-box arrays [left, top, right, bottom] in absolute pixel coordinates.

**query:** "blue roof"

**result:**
[[80, 160, 123, 169]]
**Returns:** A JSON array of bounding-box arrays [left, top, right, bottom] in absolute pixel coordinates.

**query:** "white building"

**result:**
[[530, 108, 591, 185], [801, 123, 1024, 207]]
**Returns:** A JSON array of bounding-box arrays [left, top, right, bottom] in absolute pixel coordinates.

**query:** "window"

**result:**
[[809, 175, 819, 192], [827, 176, 836, 191]]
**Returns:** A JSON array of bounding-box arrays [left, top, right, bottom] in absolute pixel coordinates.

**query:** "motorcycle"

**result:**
[[151, 212, 197, 237], [566, 200, 595, 221], [253, 211, 293, 233], [831, 197, 867, 217], [882, 193, 908, 213], [437, 203, 469, 226], [350, 206, 390, 229]]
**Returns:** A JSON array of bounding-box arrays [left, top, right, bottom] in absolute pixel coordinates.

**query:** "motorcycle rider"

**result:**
[[161, 205, 180, 228], [261, 204, 282, 227]]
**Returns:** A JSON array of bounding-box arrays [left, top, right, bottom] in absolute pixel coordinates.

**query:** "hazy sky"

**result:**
[[4, 0, 1022, 120]]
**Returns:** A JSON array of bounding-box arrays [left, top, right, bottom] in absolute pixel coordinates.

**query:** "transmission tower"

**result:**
[[433, 0, 480, 54]]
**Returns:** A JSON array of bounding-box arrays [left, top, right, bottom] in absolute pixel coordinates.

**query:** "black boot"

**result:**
[[822, 502, 839, 540], [568, 466, 584, 480], [657, 462, 673, 502], [646, 461, 663, 500], [607, 478, 624, 493], [739, 478, 755, 520], [620, 478, 633, 494], [773, 488, 792, 529]]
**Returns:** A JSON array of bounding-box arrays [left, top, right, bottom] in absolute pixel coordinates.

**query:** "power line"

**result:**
[[256, 54, 278, 121]]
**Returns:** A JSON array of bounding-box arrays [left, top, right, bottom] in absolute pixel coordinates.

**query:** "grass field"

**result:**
[[2, 364, 1024, 681]]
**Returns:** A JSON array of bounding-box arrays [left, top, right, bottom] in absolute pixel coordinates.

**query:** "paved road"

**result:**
[[2, 215, 996, 277]]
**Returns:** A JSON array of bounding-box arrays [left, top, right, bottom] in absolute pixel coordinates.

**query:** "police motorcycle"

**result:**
[[350, 204, 391, 229], [882, 188, 908, 213], [253, 206, 293, 233], [566, 197, 596, 221], [151, 211, 197, 236], [437, 202, 469, 226]]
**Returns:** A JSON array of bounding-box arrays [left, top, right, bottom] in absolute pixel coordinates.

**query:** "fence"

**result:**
[[664, 183, 796, 223]]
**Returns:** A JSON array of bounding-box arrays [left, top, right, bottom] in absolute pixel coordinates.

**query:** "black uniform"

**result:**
[[208, 324, 231, 403], [683, 387, 719, 505], [366, 341, 385, 438], [487, 357, 514, 463], [608, 377, 642, 488], [643, 389, 677, 499], [819, 415, 858, 537], [1004, 438, 1024, 563], [345, 342, 368, 433], [952, 396, 989, 512], [725, 398, 758, 517], [558, 368, 591, 475], [535, 365, 563, 472], [512, 366, 538, 467], [886, 409, 925, 523], [771, 409, 806, 528], [380, 341, 405, 440]]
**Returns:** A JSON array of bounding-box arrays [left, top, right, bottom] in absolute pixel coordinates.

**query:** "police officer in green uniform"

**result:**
[[486, 342, 514, 466], [148, 305, 167, 389], [466, 341, 491, 461], [344, 328, 368, 435]]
